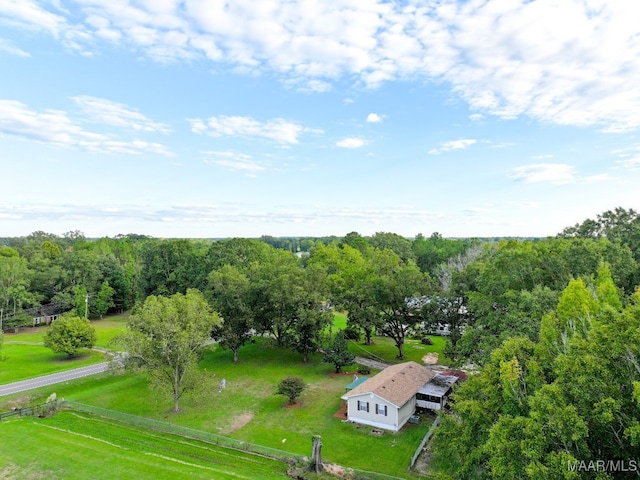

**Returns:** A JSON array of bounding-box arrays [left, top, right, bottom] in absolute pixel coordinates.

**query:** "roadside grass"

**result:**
[[1, 337, 429, 478], [0, 411, 289, 480], [0, 314, 129, 384], [0, 345, 104, 384]]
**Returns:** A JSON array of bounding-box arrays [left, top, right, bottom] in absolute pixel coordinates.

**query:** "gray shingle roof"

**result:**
[[342, 361, 435, 407]]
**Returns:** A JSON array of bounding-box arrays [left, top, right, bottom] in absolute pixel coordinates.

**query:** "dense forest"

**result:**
[[2, 207, 640, 478]]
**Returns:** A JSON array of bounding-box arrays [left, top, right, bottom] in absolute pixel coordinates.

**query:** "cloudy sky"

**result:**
[[1, 0, 639, 239]]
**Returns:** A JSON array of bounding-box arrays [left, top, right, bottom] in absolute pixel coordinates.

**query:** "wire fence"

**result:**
[[409, 414, 440, 469], [0, 399, 60, 420], [64, 400, 301, 462], [63, 401, 411, 480]]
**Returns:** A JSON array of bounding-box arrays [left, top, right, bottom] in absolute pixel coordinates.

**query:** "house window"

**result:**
[[357, 400, 369, 412], [376, 404, 388, 416]]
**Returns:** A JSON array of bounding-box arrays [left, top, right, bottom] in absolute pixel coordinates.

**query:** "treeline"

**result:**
[[431, 267, 640, 479], [0, 208, 639, 365], [2, 209, 640, 475]]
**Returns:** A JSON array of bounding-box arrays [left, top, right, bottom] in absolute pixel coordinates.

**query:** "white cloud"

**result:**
[[366, 113, 384, 123], [0, 38, 30, 56], [429, 138, 477, 155], [71, 96, 171, 134], [189, 115, 308, 144], [582, 173, 611, 183], [336, 137, 367, 148], [613, 144, 640, 170], [468, 113, 484, 122], [509, 164, 576, 184], [4, 1, 640, 131], [0, 0, 91, 53], [202, 150, 267, 177], [0, 201, 443, 226], [0, 0, 67, 36], [0, 99, 172, 156]]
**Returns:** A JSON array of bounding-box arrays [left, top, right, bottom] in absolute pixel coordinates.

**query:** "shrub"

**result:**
[[357, 366, 370, 375], [421, 337, 433, 345], [43, 314, 97, 357], [277, 376, 307, 405]]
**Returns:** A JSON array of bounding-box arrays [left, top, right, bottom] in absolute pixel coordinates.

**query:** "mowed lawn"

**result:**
[[348, 334, 451, 366], [0, 315, 129, 385], [2, 337, 430, 478], [1, 313, 439, 478], [0, 411, 289, 480], [332, 310, 451, 365]]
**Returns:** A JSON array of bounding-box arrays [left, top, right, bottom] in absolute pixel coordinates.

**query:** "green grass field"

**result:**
[[0, 315, 129, 384], [348, 334, 450, 366], [0, 411, 289, 479], [0, 312, 435, 478], [331, 310, 451, 365], [1, 337, 430, 478]]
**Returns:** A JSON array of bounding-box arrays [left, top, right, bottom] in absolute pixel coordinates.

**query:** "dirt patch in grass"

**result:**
[[222, 412, 254, 434], [0, 463, 53, 479], [3, 395, 36, 410], [422, 353, 439, 365], [333, 401, 348, 419]]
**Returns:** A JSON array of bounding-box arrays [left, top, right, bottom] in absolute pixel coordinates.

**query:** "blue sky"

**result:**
[[1, 0, 639, 239]]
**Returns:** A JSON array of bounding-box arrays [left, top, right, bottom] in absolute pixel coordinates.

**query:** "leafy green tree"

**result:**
[[340, 232, 371, 254], [116, 289, 220, 412], [93, 281, 115, 319], [561, 207, 640, 263], [250, 249, 306, 346], [205, 237, 271, 272], [74, 286, 89, 319], [431, 276, 640, 479], [556, 278, 597, 331], [322, 331, 355, 373], [594, 262, 622, 310], [368, 231, 415, 263], [373, 263, 433, 359], [0, 249, 30, 329], [138, 239, 208, 297], [208, 265, 253, 362], [307, 242, 381, 345], [277, 376, 306, 405], [412, 232, 470, 275], [43, 314, 97, 357], [289, 265, 332, 363]]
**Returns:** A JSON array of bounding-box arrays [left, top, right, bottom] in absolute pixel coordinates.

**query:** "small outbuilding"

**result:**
[[415, 373, 459, 412]]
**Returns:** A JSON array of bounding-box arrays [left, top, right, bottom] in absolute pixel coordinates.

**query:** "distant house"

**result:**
[[341, 362, 435, 432]]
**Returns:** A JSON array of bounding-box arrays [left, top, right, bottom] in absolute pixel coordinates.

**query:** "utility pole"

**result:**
[[85, 293, 89, 319]]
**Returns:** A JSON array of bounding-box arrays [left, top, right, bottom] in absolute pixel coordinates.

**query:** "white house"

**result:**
[[340, 362, 435, 432]]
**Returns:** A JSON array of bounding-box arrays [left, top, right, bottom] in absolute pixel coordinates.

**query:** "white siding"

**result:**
[[416, 399, 444, 410], [345, 394, 399, 431], [397, 397, 417, 430]]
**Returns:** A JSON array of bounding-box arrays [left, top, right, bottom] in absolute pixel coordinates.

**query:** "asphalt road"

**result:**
[[0, 362, 110, 397]]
